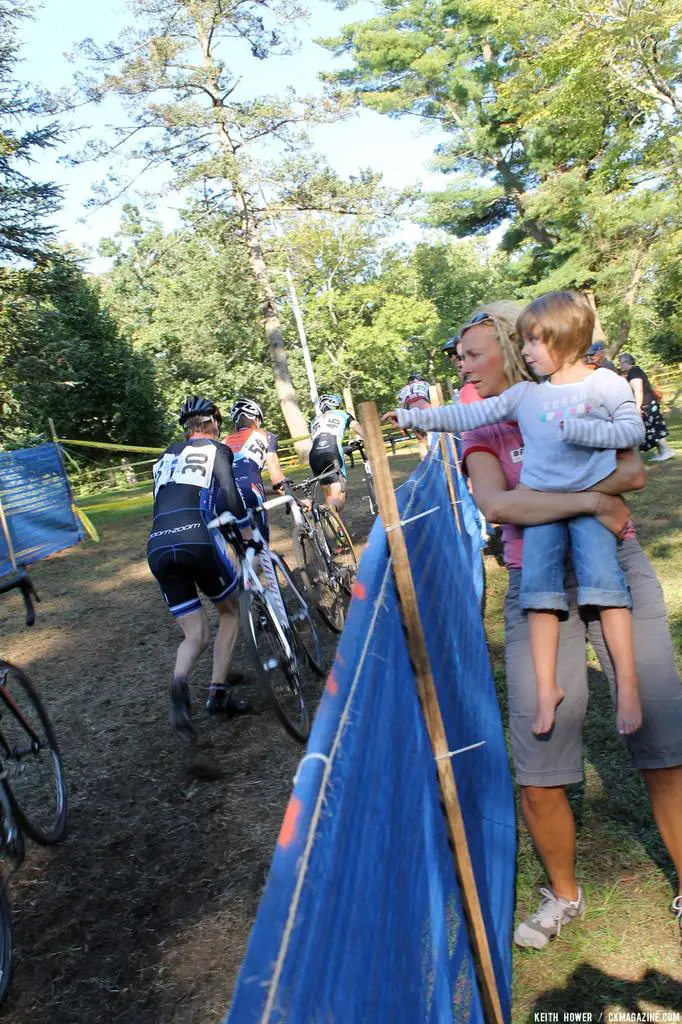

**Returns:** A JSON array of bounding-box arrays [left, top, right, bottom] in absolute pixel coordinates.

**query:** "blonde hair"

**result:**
[[462, 300, 533, 386], [517, 291, 595, 363]]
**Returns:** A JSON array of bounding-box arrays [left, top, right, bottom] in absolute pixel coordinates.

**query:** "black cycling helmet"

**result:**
[[178, 395, 222, 427], [230, 397, 264, 425], [407, 372, 426, 383]]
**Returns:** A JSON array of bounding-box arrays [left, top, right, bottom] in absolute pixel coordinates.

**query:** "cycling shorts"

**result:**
[[309, 443, 346, 488], [148, 542, 238, 617]]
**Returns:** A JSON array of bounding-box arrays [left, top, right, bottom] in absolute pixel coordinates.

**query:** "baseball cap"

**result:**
[[587, 341, 606, 355]]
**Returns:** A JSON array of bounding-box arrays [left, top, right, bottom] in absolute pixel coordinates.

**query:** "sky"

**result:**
[[20, 0, 451, 270]]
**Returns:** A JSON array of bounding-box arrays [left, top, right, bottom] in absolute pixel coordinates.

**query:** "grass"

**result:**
[[483, 414, 682, 1020]]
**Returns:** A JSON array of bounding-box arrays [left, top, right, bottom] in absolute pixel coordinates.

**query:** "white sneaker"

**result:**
[[650, 450, 675, 462], [514, 887, 585, 949]]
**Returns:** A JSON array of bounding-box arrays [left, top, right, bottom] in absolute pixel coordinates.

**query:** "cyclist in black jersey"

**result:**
[[148, 396, 252, 742]]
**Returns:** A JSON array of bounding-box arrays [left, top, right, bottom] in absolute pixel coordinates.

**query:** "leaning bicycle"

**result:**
[[286, 474, 358, 635], [208, 497, 326, 742], [0, 570, 69, 1004]]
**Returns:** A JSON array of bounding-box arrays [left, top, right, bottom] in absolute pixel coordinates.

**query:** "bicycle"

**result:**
[[287, 474, 358, 634], [343, 440, 377, 517], [208, 497, 326, 742], [0, 570, 69, 1004]]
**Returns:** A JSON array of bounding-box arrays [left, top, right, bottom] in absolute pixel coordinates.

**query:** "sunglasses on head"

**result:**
[[457, 311, 494, 341]]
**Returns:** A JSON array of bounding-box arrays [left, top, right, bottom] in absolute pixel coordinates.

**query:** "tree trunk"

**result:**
[[609, 250, 646, 359], [235, 189, 312, 457], [195, 15, 311, 459]]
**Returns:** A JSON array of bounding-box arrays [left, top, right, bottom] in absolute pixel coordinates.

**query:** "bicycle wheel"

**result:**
[[292, 526, 345, 634], [272, 555, 326, 675], [365, 471, 377, 516], [319, 507, 357, 594], [0, 880, 11, 1006], [0, 661, 68, 845], [239, 590, 311, 742]]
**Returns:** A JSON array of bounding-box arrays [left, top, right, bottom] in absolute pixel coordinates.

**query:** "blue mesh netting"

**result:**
[[227, 438, 515, 1023], [0, 444, 83, 577]]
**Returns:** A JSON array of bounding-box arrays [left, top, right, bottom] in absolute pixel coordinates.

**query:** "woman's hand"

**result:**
[[594, 493, 631, 538], [381, 410, 400, 426]]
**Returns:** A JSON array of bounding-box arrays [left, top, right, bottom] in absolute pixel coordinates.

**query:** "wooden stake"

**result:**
[[429, 384, 462, 534], [0, 493, 17, 573], [47, 417, 58, 443], [359, 401, 505, 1024]]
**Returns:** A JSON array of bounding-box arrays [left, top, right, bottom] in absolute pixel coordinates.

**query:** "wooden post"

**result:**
[[429, 384, 462, 534], [342, 386, 356, 420], [47, 417, 58, 443], [359, 400, 505, 1024]]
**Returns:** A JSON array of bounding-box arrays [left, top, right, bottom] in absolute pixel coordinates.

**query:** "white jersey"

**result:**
[[398, 381, 430, 409]]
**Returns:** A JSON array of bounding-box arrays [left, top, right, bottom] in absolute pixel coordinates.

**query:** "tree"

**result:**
[[0, 255, 164, 446], [100, 204, 281, 429], [68, 0, 387, 452], [322, 0, 681, 356], [0, 0, 63, 263]]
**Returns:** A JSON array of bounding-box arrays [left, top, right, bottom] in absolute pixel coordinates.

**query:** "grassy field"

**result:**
[[483, 415, 682, 1019]]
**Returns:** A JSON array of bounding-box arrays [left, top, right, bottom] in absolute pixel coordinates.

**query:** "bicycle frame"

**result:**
[[208, 495, 300, 661]]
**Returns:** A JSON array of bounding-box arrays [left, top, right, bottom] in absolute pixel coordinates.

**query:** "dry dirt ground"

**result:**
[[0, 458, 414, 1024]]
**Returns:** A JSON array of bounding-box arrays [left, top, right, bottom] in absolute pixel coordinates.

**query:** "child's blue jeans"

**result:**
[[521, 516, 631, 613]]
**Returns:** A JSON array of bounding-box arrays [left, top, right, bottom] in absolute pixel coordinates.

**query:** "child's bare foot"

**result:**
[[533, 687, 564, 736], [617, 686, 642, 735]]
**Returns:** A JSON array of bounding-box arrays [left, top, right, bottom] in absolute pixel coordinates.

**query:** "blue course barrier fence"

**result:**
[[227, 436, 516, 1023], [0, 444, 83, 577]]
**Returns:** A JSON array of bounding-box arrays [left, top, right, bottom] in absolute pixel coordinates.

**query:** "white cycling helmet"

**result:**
[[317, 394, 342, 414], [230, 397, 264, 425]]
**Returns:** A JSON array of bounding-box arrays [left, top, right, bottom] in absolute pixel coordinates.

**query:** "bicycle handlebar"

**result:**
[[0, 570, 40, 627], [207, 493, 295, 532]]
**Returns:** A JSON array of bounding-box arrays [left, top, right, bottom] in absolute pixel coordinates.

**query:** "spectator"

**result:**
[[443, 301, 682, 951], [585, 340, 618, 372], [619, 353, 675, 463]]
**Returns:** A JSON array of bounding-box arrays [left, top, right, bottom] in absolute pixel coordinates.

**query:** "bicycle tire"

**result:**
[[0, 661, 68, 845], [292, 526, 345, 634], [365, 472, 377, 517], [319, 507, 357, 594], [272, 556, 326, 676], [238, 590, 311, 742], [0, 880, 11, 1006]]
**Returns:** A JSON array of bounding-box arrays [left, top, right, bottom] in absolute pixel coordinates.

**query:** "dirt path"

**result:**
[[0, 459, 415, 1023]]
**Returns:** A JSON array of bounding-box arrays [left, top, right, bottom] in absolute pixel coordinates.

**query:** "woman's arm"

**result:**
[[589, 448, 646, 495], [630, 376, 644, 412], [467, 451, 632, 537]]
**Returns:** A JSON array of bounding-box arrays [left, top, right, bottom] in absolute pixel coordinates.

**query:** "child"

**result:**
[[384, 291, 645, 737]]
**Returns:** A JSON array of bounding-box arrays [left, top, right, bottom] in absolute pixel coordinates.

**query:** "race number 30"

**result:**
[[173, 445, 217, 487]]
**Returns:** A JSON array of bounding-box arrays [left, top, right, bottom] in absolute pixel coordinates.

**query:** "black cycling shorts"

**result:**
[[148, 544, 238, 618], [309, 446, 346, 487]]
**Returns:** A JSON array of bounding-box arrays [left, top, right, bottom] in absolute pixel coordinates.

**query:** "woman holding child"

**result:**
[[384, 293, 682, 951]]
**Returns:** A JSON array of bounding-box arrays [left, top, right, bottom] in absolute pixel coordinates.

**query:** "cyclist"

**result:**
[[223, 398, 287, 541], [397, 372, 431, 458], [309, 393, 364, 514], [148, 396, 253, 742]]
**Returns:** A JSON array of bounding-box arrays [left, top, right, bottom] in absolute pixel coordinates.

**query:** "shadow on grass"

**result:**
[[529, 963, 682, 1018], [579, 666, 678, 893]]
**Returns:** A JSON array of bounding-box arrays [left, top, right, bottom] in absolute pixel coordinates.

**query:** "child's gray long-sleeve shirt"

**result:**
[[396, 368, 645, 492]]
